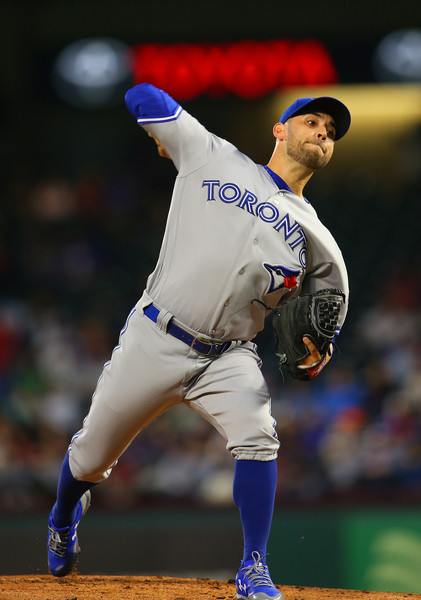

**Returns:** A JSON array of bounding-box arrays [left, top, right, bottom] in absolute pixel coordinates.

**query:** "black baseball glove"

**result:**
[[272, 288, 346, 381]]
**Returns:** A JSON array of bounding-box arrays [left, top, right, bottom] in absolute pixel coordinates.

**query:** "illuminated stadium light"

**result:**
[[52, 38, 132, 108], [372, 29, 421, 82]]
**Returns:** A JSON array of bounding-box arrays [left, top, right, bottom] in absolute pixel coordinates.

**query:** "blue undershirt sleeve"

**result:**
[[125, 83, 182, 124]]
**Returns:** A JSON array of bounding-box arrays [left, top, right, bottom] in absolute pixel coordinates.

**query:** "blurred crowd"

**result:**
[[1, 145, 421, 513]]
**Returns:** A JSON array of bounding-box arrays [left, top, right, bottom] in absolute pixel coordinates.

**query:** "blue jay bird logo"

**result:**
[[263, 264, 301, 294]]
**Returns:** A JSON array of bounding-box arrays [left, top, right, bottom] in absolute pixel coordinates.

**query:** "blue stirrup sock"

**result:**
[[233, 458, 277, 563], [51, 452, 96, 528]]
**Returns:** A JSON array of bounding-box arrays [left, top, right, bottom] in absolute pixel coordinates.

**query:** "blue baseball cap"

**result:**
[[280, 96, 351, 140]]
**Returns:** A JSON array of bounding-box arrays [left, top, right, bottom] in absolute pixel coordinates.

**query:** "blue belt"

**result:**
[[144, 304, 232, 357]]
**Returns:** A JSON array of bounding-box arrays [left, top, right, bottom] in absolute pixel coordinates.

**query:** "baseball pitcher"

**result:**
[[47, 82, 351, 600]]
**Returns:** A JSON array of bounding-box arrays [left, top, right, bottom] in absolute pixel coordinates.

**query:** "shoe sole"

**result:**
[[236, 594, 283, 600], [236, 588, 284, 600]]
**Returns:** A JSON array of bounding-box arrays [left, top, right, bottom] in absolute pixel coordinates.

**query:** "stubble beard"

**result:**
[[286, 136, 331, 170]]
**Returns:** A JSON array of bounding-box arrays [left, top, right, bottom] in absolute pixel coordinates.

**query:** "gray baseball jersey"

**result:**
[[143, 109, 348, 341]]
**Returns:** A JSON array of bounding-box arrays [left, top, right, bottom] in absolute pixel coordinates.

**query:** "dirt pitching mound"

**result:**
[[1, 575, 421, 600]]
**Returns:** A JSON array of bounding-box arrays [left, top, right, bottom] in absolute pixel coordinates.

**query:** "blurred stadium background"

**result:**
[[2, 0, 421, 593]]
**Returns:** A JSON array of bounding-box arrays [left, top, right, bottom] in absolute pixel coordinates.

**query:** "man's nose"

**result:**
[[317, 129, 327, 140]]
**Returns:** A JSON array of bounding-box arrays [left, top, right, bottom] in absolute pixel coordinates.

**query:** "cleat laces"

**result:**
[[48, 526, 71, 558], [241, 551, 273, 587]]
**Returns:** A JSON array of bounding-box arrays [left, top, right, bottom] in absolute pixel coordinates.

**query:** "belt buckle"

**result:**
[[208, 340, 228, 356], [190, 336, 211, 356], [190, 336, 229, 356], [192, 335, 226, 356]]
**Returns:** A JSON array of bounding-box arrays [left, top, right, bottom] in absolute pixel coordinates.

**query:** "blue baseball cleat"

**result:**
[[47, 490, 91, 577], [235, 551, 284, 600]]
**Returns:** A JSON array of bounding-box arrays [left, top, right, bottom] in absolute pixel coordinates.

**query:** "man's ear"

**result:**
[[273, 121, 287, 141]]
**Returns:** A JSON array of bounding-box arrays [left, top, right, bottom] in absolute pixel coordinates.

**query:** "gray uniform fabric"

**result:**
[[69, 108, 348, 482]]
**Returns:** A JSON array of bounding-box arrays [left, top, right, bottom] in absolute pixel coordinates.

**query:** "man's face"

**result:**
[[285, 112, 335, 170]]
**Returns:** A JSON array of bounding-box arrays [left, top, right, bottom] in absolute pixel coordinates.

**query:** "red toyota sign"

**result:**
[[131, 40, 338, 100]]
